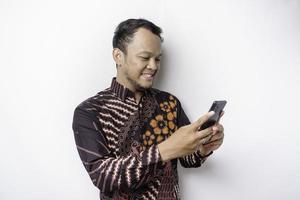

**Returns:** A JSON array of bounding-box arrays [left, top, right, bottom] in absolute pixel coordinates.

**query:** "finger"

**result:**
[[201, 134, 213, 144], [203, 130, 224, 144], [202, 125, 223, 146], [217, 111, 225, 124], [220, 111, 225, 118], [207, 134, 214, 142], [191, 111, 215, 131], [218, 124, 224, 133], [212, 124, 224, 133], [203, 142, 220, 149], [203, 137, 223, 146], [211, 125, 223, 139], [195, 126, 214, 140], [207, 132, 224, 143]]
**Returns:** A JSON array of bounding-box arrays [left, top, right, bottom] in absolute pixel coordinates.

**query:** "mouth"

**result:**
[[141, 72, 156, 81]]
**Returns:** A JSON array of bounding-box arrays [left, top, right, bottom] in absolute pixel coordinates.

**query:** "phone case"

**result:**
[[199, 100, 227, 131]]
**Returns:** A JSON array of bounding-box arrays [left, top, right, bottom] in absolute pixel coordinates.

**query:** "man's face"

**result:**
[[117, 28, 162, 92]]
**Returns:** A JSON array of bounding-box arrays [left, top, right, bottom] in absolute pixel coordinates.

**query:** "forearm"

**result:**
[[81, 144, 164, 193]]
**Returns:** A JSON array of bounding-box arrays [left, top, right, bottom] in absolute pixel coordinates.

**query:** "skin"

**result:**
[[112, 27, 224, 161], [113, 28, 162, 103]]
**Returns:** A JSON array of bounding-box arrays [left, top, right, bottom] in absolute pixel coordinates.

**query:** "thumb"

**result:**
[[191, 111, 215, 131]]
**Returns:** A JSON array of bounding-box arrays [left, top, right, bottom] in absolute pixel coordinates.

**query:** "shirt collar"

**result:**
[[110, 77, 158, 102], [110, 77, 135, 101]]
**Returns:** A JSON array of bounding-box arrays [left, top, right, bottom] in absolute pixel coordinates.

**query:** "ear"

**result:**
[[112, 48, 123, 67]]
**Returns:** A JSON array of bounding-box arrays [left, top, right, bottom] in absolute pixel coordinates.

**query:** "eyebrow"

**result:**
[[137, 51, 163, 57]]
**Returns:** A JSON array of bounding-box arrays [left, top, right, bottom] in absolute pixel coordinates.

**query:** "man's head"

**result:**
[[112, 18, 163, 92]]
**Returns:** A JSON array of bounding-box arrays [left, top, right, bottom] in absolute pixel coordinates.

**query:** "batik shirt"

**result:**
[[72, 78, 210, 200]]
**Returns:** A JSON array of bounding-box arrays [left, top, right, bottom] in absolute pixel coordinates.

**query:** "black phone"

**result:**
[[199, 100, 227, 131]]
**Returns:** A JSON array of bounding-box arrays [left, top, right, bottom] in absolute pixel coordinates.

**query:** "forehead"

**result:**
[[126, 28, 162, 56]]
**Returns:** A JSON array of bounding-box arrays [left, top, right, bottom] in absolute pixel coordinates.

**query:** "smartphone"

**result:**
[[199, 100, 227, 131]]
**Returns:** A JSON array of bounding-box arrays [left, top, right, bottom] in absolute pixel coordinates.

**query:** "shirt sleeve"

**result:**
[[176, 99, 212, 168], [72, 106, 164, 194]]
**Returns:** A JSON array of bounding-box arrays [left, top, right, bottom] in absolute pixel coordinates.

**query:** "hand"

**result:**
[[198, 111, 225, 155], [158, 111, 215, 162]]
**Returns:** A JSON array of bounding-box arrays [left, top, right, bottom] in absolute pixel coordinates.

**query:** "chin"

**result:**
[[137, 81, 153, 90]]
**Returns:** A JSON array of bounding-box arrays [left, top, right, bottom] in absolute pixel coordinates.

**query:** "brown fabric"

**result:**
[[72, 78, 209, 199]]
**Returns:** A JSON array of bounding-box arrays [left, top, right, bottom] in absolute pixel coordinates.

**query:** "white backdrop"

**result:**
[[1, 0, 300, 199]]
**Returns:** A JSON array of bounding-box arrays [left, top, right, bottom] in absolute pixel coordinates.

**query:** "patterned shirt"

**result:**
[[72, 78, 210, 200]]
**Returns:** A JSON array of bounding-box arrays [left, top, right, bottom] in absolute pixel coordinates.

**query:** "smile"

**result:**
[[142, 73, 155, 80]]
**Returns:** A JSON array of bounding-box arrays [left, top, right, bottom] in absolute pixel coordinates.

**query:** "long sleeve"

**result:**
[[72, 106, 164, 194], [175, 99, 211, 168]]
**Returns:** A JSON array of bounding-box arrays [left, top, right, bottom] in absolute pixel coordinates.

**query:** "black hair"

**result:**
[[112, 18, 163, 54]]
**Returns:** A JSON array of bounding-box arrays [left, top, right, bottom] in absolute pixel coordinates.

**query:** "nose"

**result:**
[[147, 58, 159, 71]]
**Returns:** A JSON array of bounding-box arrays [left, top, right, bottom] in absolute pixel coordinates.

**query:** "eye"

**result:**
[[155, 58, 161, 62], [140, 56, 150, 61]]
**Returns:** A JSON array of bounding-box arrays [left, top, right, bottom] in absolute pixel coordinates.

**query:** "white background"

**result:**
[[1, 0, 300, 199]]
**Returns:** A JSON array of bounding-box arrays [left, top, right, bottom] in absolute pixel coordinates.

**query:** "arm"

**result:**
[[72, 106, 164, 194]]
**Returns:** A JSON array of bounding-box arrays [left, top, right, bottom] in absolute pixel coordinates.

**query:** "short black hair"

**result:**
[[112, 18, 163, 54]]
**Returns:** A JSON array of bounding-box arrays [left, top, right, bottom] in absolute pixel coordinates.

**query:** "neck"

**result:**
[[134, 92, 143, 104], [116, 75, 143, 104]]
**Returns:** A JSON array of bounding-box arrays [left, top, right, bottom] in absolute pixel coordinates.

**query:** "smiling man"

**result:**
[[72, 18, 224, 200]]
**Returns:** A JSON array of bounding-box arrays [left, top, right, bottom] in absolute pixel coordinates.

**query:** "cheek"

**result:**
[[129, 61, 147, 74]]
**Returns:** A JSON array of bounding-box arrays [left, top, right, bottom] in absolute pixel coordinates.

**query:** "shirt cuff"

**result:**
[[197, 150, 213, 158]]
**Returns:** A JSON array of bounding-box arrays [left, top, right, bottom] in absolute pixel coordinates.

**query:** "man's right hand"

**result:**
[[157, 111, 215, 162]]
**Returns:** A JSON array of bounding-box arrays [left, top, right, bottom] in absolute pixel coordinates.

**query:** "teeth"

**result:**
[[143, 74, 153, 77]]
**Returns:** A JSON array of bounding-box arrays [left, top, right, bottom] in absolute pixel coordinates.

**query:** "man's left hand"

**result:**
[[198, 112, 225, 156]]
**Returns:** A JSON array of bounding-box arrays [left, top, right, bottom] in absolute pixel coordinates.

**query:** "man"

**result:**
[[72, 18, 224, 199]]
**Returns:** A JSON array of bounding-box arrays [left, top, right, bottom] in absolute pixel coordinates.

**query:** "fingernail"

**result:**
[[212, 126, 218, 131]]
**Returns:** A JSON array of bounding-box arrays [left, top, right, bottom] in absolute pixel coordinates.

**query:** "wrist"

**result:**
[[199, 150, 213, 158], [158, 141, 175, 162]]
